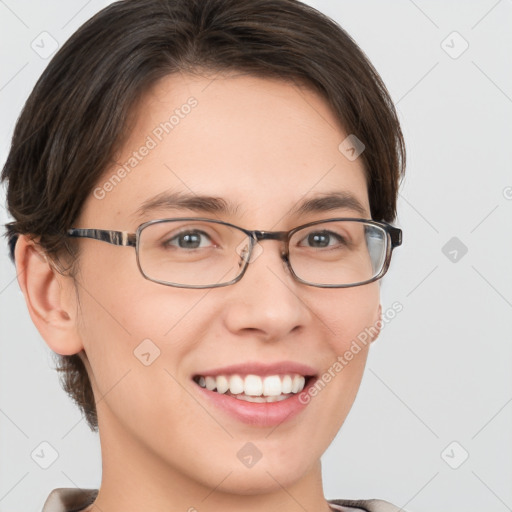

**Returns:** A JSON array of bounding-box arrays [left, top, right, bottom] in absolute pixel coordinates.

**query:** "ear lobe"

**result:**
[[370, 303, 383, 343], [15, 234, 84, 355]]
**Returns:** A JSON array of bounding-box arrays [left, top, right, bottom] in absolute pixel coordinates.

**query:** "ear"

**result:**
[[14, 234, 84, 355], [370, 303, 382, 344]]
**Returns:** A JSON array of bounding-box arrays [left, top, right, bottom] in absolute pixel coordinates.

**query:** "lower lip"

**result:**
[[192, 377, 317, 427]]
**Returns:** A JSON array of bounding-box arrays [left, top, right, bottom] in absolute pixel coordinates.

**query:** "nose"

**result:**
[[221, 239, 312, 341]]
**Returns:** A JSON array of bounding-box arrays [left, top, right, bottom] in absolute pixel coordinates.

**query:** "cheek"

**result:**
[[76, 243, 212, 342], [306, 284, 380, 422], [316, 282, 381, 350], [73, 249, 214, 398], [74, 271, 212, 445]]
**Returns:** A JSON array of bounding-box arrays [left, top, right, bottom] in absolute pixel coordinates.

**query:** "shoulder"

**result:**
[[329, 498, 408, 512], [41, 488, 98, 512]]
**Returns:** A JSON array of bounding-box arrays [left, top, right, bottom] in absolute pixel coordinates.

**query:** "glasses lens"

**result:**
[[137, 220, 249, 287], [288, 220, 388, 286], [137, 219, 389, 288]]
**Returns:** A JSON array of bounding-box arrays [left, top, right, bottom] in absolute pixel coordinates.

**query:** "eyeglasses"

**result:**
[[66, 217, 402, 289]]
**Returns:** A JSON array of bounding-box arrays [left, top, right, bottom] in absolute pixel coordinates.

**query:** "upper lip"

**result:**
[[193, 361, 318, 378]]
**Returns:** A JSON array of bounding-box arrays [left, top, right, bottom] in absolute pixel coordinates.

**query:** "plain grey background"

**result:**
[[1, 1, 511, 511]]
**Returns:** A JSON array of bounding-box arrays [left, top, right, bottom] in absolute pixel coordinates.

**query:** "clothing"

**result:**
[[41, 488, 406, 512], [329, 499, 405, 511], [41, 489, 97, 512]]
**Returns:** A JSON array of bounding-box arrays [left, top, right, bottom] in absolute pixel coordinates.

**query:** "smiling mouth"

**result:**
[[192, 373, 316, 403]]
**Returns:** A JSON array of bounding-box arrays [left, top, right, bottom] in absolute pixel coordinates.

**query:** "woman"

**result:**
[[2, 1, 406, 511]]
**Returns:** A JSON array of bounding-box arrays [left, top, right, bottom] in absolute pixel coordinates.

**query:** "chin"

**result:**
[[212, 467, 307, 496]]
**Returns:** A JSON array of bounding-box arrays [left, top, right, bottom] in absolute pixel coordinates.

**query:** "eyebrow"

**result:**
[[132, 190, 368, 221], [290, 191, 368, 217]]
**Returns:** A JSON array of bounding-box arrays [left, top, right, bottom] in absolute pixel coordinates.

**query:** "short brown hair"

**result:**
[[2, 0, 405, 431]]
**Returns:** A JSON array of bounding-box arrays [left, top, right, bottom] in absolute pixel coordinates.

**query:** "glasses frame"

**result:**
[[66, 217, 402, 289]]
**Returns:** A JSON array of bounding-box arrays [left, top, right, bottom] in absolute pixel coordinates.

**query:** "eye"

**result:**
[[165, 229, 216, 250], [298, 230, 347, 249]]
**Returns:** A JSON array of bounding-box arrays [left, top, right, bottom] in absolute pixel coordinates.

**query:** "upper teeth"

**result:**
[[196, 374, 307, 396]]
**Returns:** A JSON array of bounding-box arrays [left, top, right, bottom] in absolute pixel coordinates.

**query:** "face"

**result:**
[[71, 73, 381, 494]]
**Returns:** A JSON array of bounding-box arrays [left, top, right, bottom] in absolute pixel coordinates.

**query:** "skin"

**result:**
[[16, 72, 382, 512]]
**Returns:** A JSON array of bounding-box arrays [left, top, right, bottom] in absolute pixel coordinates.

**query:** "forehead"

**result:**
[[81, 72, 370, 228]]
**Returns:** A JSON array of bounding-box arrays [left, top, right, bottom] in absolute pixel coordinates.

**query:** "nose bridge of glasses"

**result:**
[[252, 230, 288, 242], [253, 230, 289, 255], [237, 230, 289, 265]]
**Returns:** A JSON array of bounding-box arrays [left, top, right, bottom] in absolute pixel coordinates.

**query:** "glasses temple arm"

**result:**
[[67, 228, 136, 247]]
